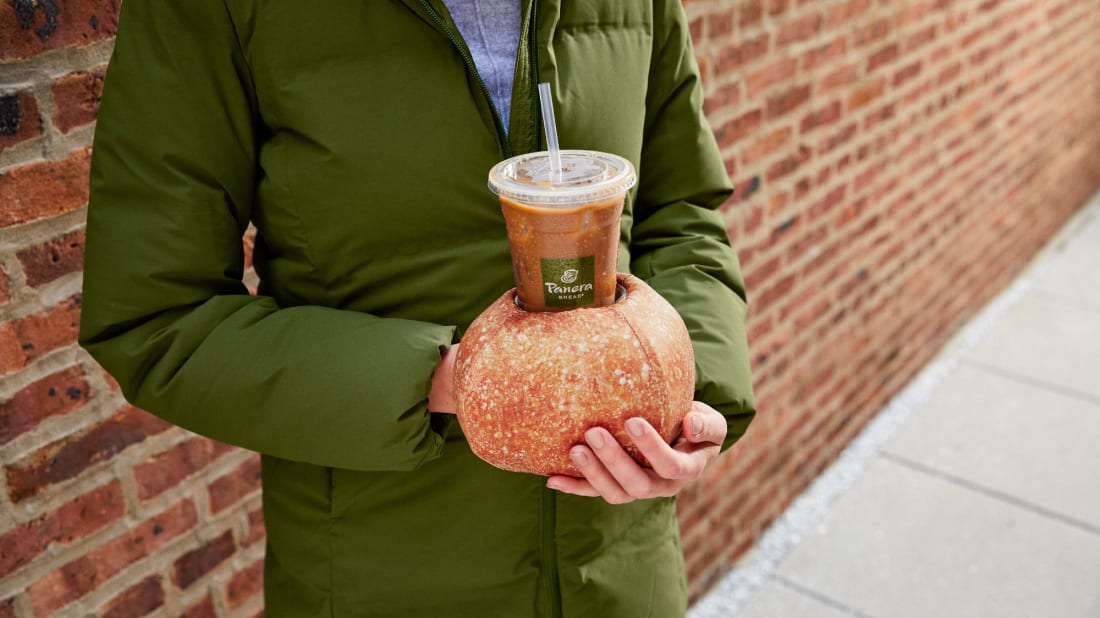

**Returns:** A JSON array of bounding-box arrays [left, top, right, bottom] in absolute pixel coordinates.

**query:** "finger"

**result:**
[[626, 417, 699, 481], [670, 440, 722, 480], [567, 442, 632, 504], [586, 427, 677, 499], [546, 475, 600, 497], [683, 402, 729, 445]]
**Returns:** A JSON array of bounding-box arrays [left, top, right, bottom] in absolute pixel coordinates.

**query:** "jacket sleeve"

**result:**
[[79, 0, 455, 471], [629, 0, 756, 451]]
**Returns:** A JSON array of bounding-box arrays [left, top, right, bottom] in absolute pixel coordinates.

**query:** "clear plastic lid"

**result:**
[[488, 150, 637, 207]]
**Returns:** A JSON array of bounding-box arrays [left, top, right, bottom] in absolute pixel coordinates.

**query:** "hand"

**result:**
[[545, 401, 727, 504], [428, 344, 459, 414]]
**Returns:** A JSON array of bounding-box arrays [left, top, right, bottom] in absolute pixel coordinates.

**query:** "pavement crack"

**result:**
[[771, 575, 879, 618], [879, 452, 1100, 537], [959, 359, 1100, 408], [1028, 290, 1100, 317]]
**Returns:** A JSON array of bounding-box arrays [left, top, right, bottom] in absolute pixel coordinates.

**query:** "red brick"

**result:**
[[0, 482, 124, 578], [819, 63, 861, 92], [768, 0, 789, 16], [0, 324, 20, 376], [173, 531, 235, 589], [225, 558, 264, 610], [766, 84, 812, 119], [704, 82, 742, 117], [785, 226, 829, 264], [905, 25, 937, 51], [0, 598, 13, 618], [745, 256, 782, 290], [708, 8, 735, 38], [809, 185, 848, 221], [17, 228, 86, 287], [802, 37, 847, 71], [753, 273, 798, 315], [937, 61, 963, 86], [716, 32, 770, 75], [6, 405, 171, 502], [893, 61, 923, 87], [0, 269, 9, 305], [959, 25, 988, 50], [747, 58, 798, 97], [0, 295, 82, 377], [0, 90, 42, 152], [27, 500, 197, 616], [848, 77, 886, 109], [777, 13, 822, 45], [819, 122, 858, 155], [688, 16, 703, 44], [765, 146, 812, 182], [825, 0, 872, 28], [0, 366, 89, 446], [740, 0, 763, 28], [51, 67, 106, 132], [742, 203, 765, 235], [800, 100, 843, 133], [208, 455, 262, 513], [746, 314, 774, 346], [716, 109, 763, 148], [864, 103, 896, 130], [867, 43, 899, 72], [100, 575, 164, 618], [743, 127, 793, 165], [134, 437, 234, 501], [0, 0, 120, 60], [181, 596, 216, 618], [853, 17, 891, 47], [732, 175, 763, 203], [897, 1, 931, 27], [246, 507, 266, 546], [0, 148, 92, 227], [770, 214, 802, 243]]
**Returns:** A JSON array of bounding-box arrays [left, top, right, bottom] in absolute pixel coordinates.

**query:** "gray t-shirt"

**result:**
[[440, 0, 521, 132]]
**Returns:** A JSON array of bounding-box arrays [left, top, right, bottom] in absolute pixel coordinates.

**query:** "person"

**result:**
[[79, 0, 755, 615]]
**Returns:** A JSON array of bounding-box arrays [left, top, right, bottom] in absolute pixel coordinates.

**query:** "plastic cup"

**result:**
[[488, 150, 637, 312]]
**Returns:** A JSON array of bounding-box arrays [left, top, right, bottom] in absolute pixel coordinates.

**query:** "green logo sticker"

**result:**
[[541, 256, 595, 307]]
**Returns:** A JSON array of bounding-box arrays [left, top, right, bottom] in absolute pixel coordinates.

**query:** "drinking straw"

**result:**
[[538, 82, 563, 180]]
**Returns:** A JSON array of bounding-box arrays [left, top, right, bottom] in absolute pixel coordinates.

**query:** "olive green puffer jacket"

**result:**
[[80, 0, 755, 615]]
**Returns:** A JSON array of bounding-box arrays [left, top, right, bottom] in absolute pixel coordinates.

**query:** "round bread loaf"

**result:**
[[455, 274, 695, 477]]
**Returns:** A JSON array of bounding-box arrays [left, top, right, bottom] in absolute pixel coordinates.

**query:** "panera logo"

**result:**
[[541, 256, 596, 307], [545, 282, 594, 295]]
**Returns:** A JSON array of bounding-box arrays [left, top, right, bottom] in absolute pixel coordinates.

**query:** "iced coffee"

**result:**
[[488, 150, 637, 312]]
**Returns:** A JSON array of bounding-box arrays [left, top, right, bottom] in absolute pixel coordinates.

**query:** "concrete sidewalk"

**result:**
[[691, 191, 1100, 618]]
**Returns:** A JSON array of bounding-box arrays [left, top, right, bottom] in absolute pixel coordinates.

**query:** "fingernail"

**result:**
[[626, 418, 645, 437], [547, 480, 562, 490], [586, 429, 605, 449], [691, 414, 703, 436], [571, 448, 589, 466]]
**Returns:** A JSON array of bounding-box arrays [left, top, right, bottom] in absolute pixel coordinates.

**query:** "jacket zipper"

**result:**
[[417, 3, 561, 616], [416, 0, 512, 159], [527, 1, 565, 611]]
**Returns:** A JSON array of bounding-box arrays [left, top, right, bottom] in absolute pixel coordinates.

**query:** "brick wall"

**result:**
[[1, 0, 1098, 616], [676, 0, 1100, 600], [1, 2, 263, 616]]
